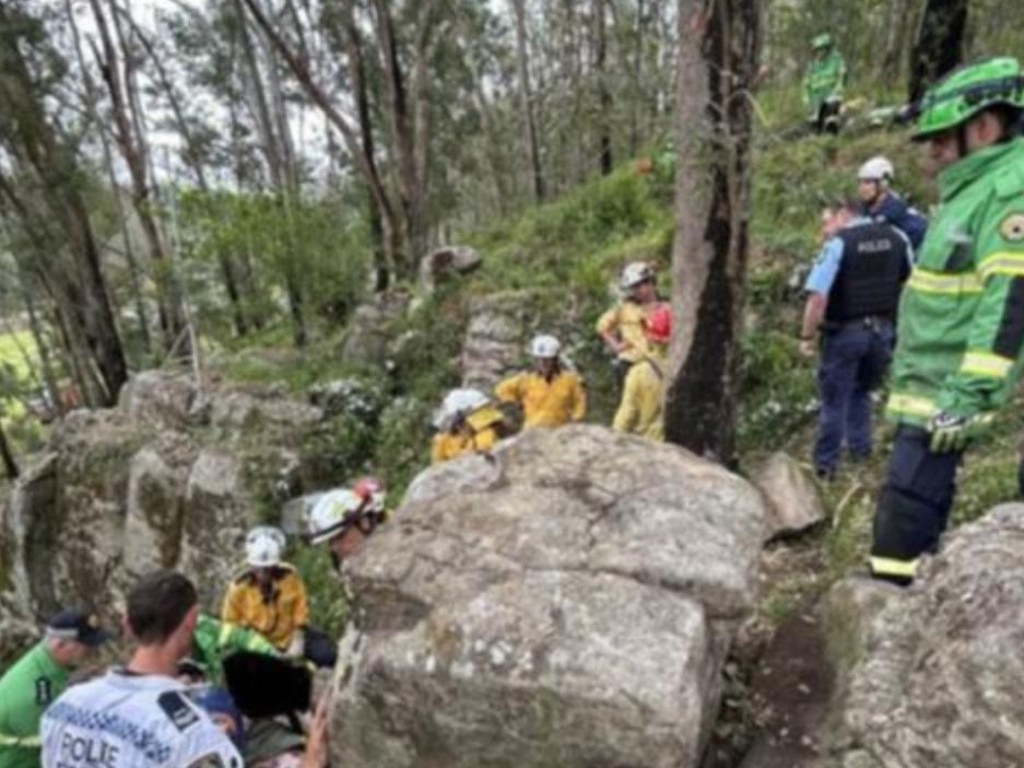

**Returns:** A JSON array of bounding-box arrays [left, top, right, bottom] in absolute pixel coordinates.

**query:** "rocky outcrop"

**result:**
[[0, 369, 371, 621], [331, 425, 765, 768], [821, 503, 1024, 768], [118, 369, 198, 431], [340, 292, 411, 371], [418, 245, 483, 295], [752, 452, 825, 541]]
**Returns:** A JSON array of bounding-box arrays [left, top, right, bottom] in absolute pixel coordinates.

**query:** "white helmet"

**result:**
[[857, 156, 894, 184], [528, 334, 561, 358], [245, 526, 286, 567], [353, 476, 387, 514], [619, 261, 655, 289], [432, 388, 490, 430], [307, 489, 367, 545]]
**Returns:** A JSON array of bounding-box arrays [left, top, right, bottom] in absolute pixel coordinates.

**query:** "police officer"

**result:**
[[0, 608, 111, 768], [803, 33, 846, 133], [857, 156, 929, 251], [871, 57, 1024, 585], [41, 571, 242, 768], [800, 199, 912, 480]]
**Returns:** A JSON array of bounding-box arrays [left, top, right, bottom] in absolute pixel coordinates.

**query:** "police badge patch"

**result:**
[[1000, 213, 1024, 241], [35, 677, 52, 706], [157, 691, 200, 732]]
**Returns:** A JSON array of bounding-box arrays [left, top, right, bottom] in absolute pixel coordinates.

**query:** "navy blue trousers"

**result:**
[[871, 425, 962, 584], [813, 322, 894, 475]]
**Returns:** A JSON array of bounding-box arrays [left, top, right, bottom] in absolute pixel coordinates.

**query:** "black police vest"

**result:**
[[824, 221, 908, 324]]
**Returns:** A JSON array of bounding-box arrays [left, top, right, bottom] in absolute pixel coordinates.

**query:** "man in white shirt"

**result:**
[[41, 571, 243, 768]]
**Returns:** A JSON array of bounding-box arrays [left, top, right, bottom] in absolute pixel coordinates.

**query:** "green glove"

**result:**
[[927, 411, 993, 453]]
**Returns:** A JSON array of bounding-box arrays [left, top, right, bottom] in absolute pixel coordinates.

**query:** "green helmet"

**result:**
[[811, 33, 832, 51], [914, 57, 1024, 140]]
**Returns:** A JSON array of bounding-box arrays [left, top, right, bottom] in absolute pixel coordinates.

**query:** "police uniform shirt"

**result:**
[[804, 216, 914, 295], [40, 670, 241, 768]]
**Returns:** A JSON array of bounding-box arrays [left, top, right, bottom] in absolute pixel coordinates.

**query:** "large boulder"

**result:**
[[752, 452, 825, 541], [118, 370, 197, 431], [822, 503, 1024, 768], [180, 450, 250, 609], [123, 435, 197, 587], [1, 369, 350, 624], [331, 425, 765, 768], [418, 245, 483, 295], [340, 293, 411, 371]]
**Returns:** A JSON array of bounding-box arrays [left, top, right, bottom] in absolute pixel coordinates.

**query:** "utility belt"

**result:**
[[821, 314, 893, 334]]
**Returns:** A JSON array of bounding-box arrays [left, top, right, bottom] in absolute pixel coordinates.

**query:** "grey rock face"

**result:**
[[460, 291, 536, 391], [340, 293, 411, 371], [822, 503, 1024, 768], [1, 369, 341, 621], [180, 450, 249, 609], [418, 245, 483, 295], [331, 425, 765, 768], [118, 370, 197, 431], [752, 452, 825, 541]]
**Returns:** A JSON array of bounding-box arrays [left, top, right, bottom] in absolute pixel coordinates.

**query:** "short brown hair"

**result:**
[[127, 571, 197, 645]]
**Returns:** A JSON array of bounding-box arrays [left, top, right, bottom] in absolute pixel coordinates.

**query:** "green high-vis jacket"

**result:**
[[192, 613, 278, 686], [886, 139, 1024, 426], [803, 50, 846, 111], [0, 643, 68, 768]]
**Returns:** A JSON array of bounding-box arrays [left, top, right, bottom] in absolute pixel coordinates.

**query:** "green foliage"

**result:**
[[290, 545, 350, 638], [179, 189, 370, 345]]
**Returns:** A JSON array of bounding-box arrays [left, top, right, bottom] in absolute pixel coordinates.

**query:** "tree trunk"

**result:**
[[88, 0, 189, 357], [65, 0, 153, 359], [0, 3, 128, 404], [0, 419, 17, 480], [511, 0, 545, 203], [338, 2, 389, 291], [233, 0, 307, 346], [370, 0, 438, 268], [240, 0, 407, 279], [595, 0, 613, 175], [125, 11, 249, 338], [908, 0, 968, 103], [664, 0, 761, 469]]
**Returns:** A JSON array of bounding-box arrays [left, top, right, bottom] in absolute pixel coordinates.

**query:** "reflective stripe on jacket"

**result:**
[[886, 139, 1024, 427]]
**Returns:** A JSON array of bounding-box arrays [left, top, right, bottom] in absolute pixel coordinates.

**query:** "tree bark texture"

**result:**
[[0, 419, 18, 480], [511, 0, 545, 203], [664, 0, 761, 468], [241, 0, 408, 281], [88, 0, 190, 356], [0, 4, 128, 405], [595, 0, 613, 176], [908, 0, 968, 103]]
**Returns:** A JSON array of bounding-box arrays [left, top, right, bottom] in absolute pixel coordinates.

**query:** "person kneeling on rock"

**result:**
[[494, 334, 586, 429], [222, 526, 337, 668], [430, 388, 509, 463]]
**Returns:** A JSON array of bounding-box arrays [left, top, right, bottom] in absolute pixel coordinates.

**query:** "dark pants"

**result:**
[[304, 626, 337, 668], [871, 426, 962, 584], [815, 98, 842, 134], [813, 321, 894, 476]]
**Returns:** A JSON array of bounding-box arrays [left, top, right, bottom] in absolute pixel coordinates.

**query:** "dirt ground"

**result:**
[[703, 533, 834, 768]]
